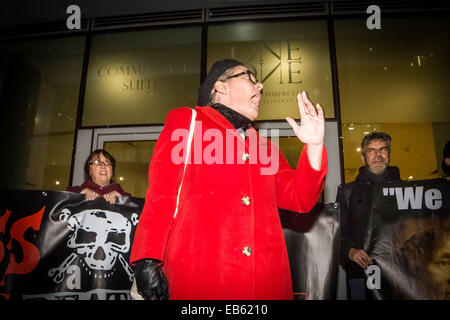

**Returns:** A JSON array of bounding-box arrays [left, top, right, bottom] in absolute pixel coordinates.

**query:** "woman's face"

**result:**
[[89, 152, 113, 187]]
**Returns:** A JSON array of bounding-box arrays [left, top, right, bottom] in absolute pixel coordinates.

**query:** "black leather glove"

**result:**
[[134, 258, 169, 300]]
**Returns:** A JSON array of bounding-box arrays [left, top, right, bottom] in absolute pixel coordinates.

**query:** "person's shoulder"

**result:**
[[336, 179, 362, 204], [386, 166, 401, 180], [163, 107, 195, 128], [166, 107, 194, 120], [337, 181, 354, 194], [339, 180, 358, 191]]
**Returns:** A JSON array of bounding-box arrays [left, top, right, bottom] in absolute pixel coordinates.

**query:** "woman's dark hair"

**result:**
[[442, 140, 450, 176], [83, 149, 116, 182]]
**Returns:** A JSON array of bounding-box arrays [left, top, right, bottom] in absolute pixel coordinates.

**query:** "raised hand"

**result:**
[[286, 91, 324, 146], [286, 91, 325, 170]]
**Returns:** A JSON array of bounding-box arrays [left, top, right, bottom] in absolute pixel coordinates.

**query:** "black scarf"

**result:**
[[211, 103, 254, 132], [355, 166, 401, 184]]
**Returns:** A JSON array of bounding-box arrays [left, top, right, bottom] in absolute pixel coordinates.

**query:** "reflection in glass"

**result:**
[[208, 20, 334, 120], [83, 27, 202, 126]]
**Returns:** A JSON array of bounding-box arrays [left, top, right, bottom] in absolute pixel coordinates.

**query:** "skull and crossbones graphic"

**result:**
[[48, 208, 139, 284]]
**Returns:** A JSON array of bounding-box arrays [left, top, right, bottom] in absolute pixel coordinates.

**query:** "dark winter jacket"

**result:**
[[337, 166, 401, 278]]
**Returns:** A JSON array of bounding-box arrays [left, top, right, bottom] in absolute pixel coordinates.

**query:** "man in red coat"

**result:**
[[130, 59, 328, 300]]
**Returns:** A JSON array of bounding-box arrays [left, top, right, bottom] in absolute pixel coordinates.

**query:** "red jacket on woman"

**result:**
[[131, 106, 328, 299]]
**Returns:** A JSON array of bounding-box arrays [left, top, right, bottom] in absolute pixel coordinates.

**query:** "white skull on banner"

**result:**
[[48, 208, 138, 284], [66, 210, 132, 270]]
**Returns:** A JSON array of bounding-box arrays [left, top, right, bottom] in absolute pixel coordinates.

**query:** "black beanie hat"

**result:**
[[197, 59, 244, 106]]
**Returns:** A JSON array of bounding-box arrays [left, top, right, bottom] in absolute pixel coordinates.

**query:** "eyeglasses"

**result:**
[[89, 159, 112, 167], [225, 70, 259, 85]]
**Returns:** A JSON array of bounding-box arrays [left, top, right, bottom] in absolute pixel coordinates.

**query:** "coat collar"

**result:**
[[210, 103, 254, 131], [195, 106, 236, 131], [355, 166, 401, 183]]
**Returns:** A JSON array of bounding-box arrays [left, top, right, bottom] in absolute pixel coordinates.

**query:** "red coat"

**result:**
[[131, 106, 328, 300]]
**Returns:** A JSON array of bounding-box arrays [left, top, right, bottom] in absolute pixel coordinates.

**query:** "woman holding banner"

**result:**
[[67, 149, 131, 204]]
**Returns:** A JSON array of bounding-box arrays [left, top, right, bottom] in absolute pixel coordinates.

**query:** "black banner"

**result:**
[[6, 181, 445, 300], [364, 179, 449, 299], [0, 190, 144, 300], [1, 190, 340, 301], [280, 203, 340, 300]]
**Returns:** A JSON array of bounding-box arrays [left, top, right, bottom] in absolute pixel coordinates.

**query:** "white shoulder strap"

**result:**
[[174, 109, 196, 218]]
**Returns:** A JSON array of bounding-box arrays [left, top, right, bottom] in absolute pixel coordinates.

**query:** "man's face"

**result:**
[[427, 236, 450, 299], [362, 139, 390, 175], [221, 65, 263, 121]]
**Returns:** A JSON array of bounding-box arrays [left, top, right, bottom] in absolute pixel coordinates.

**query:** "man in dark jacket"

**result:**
[[337, 132, 401, 300]]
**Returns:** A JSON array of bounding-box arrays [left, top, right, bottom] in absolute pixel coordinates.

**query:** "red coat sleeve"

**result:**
[[130, 107, 193, 264], [276, 144, 328, 213]]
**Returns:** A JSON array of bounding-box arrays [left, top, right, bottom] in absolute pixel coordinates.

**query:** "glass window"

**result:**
[[276, 136, 304, 169], [335, 16, 450, 182], [207, 20, 335, 120], [82, 26, 202, 126], [0, 37, 85, 190], [103, 141, 156, 198]]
